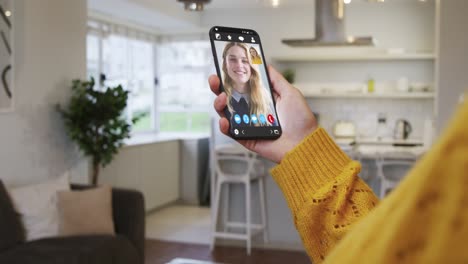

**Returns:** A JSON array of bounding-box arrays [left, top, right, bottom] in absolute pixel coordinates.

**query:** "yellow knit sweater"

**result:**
[[271, 101, 468, 263]]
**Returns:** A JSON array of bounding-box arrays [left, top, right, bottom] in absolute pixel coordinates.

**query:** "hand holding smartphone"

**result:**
[[209, 26, 282, 140]]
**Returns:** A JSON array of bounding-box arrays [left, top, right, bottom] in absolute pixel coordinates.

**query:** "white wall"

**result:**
[[310, 97, 434, 140], [346, 1, 434, 52], [0, 0, 12, 110], [0, 0, 88, 186], [436, 0, 468, 133]]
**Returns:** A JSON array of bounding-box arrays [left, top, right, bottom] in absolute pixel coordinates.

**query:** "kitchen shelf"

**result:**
[[300, 91, 435, 99], [272, 52, 435, 62]]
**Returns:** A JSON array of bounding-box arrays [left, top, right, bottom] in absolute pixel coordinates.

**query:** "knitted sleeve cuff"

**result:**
[[270, 127, 353, 212]]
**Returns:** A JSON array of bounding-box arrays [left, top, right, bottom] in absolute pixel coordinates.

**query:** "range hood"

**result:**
[[282, 0, 375, 47]]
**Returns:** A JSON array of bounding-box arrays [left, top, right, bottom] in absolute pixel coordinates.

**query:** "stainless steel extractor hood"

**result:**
[[282, 0, 375, 47]]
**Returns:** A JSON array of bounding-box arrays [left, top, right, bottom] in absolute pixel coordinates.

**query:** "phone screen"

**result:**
[[209, 26, 282, 139]]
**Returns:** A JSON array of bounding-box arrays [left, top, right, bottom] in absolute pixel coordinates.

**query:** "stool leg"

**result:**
[[223, 184, 230, 232], [210, 179, 222, 251], [380, 179, 387, 199], [245, 180, 251, 255], [259, 178, 269, 243]]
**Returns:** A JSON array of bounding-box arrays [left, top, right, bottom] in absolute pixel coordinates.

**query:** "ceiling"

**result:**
[[88, 0, 203, 33], [88, 0, 433, 34]]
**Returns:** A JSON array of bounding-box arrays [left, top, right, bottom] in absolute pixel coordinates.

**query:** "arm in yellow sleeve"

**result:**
[[270, 127, 379, 263]]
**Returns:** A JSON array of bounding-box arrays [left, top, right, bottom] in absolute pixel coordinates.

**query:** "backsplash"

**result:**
[[308, 98, 434, 139]]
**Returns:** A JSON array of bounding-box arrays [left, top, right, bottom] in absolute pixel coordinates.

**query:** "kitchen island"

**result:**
[[337, 137, 429, 195]]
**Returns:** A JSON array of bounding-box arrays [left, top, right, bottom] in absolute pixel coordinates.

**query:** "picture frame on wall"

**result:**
[[0, 0, 13, 112]]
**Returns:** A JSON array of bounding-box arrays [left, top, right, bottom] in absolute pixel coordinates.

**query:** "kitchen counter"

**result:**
[[355, 145, 426, 159], [355, 137, 424, 146], [336, 137, 428, 159], [334, 137, 427, 194]]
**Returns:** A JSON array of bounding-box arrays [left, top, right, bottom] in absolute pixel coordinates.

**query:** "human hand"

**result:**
[[209, 65, 318, 163]]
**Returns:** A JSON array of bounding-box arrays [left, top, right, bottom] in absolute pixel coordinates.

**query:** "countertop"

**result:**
[[336, 137, 428, 159], [216, 137, 428, 160], [124, 132, 209, 147]]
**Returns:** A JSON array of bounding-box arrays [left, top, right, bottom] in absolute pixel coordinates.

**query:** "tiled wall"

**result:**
[[308, 98, 435, 139]]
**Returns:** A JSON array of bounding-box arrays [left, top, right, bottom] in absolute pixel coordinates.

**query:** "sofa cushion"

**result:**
[[0, 180, 25, 251], [57, 186, 115, 236], [8, 174, 70, 241], [0, 235, 139, 264]]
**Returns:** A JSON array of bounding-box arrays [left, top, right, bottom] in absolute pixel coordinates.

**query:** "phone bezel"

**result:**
[[209, 26, 282, 140]]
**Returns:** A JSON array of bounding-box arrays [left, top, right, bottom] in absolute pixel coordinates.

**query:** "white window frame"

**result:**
[[86, 19, 212, 137]]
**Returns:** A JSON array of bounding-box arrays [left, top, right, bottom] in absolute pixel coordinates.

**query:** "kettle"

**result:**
[[394, 119, 412, 140]]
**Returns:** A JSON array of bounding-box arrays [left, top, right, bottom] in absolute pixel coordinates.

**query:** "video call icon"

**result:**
[[215, 33, 221, 40], [238, 36, 244, 41], [227, 35, 232, 40], [234, 114, 241, 124]]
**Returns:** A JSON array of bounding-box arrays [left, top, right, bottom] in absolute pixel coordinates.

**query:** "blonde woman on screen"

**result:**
[[221, 42, 274, 126], [249, 46, 263, 64]]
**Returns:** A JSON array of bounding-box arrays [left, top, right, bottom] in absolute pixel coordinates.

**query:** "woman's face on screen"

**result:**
[[249, 48, 258, 57], [226, 45, 251, 93]]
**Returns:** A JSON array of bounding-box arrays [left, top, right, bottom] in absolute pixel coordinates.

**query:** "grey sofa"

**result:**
[[0, 180, 145, 264]]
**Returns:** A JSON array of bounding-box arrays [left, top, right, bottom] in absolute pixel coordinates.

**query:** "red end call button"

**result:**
[[267, 114, 275, 124]]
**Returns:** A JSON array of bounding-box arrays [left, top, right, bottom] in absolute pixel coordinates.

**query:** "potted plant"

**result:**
[[282, 69, 296, 84], [57, 78, 142, 185]]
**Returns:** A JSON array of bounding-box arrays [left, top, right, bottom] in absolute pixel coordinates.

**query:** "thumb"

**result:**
[[267, 65, 290, 95]]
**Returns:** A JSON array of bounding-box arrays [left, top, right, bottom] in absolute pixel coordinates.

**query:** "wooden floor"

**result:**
[[145, 239, 311, 264]]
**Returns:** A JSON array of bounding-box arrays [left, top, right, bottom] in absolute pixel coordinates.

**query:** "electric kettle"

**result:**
[[394, 119, 412, 140]]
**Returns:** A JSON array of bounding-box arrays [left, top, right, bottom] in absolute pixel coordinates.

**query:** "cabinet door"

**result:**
[[139, 141, 180, 211], [100, 147, 141, 191]]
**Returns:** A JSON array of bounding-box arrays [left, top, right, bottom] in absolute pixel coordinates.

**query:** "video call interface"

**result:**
[[212, 31, 280, 137]]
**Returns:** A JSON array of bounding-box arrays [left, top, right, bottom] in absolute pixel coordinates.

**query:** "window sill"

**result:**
[[124, 132, 210, 147]]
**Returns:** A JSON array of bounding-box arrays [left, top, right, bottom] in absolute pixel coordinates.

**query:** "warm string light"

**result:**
[[344, 0, 352, 4], [5, 10, 11, 17]]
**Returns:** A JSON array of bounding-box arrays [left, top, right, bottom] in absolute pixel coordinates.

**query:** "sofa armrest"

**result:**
[[111, 187, 145, 263], [71, 184, 145, 264]]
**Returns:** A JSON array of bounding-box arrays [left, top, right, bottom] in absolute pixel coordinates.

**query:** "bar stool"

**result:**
[[209, 143, 269, 255], [376, 155, 415, 198]]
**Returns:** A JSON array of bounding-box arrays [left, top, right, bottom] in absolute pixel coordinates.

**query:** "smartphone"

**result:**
[[209, 26, 282, 140]]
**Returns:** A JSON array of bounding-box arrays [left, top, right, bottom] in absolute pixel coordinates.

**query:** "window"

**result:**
[[157, 41, 212, 133], [86, 34, 100, 84], [102, 35, 155, 132], [86, 20, 212, 135]]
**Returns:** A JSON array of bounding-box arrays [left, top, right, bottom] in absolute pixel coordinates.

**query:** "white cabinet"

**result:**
[[100, 140, 180, 212]]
